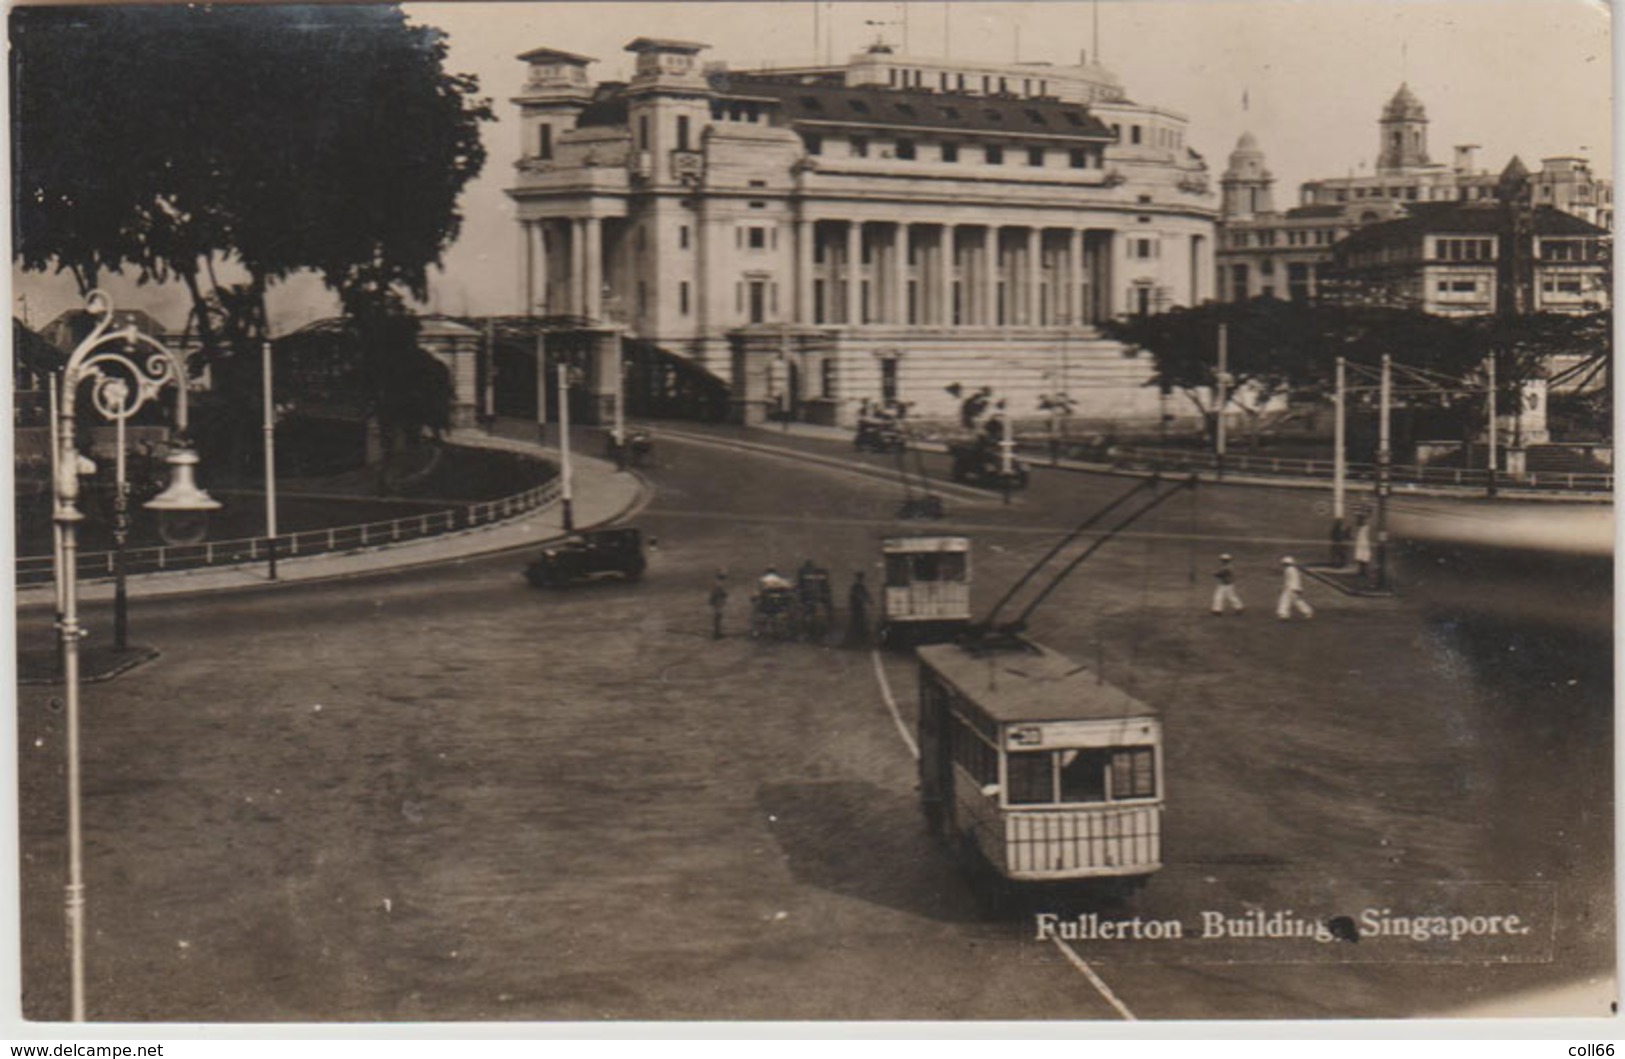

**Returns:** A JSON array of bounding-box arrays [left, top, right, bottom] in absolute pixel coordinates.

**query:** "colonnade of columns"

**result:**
[[796, 219, 1115, 329], [521, 217, 603, 320]]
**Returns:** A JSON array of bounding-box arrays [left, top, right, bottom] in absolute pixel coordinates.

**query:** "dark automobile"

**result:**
[[854, 418, 906, 453], [524, 527, 647, 587], [947, 439, 1029, 491]]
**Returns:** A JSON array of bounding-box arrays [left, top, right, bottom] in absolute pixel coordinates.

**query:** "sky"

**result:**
[[8, 0, 1615, 335]]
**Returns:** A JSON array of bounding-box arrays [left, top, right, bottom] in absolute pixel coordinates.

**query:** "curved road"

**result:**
[[15, 431, 1612, 1021]]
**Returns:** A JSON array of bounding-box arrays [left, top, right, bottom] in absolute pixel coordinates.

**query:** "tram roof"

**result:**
[[917, 640, 1159, 725]]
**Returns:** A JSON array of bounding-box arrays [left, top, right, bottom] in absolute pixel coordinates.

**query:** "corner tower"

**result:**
[[1377, 82, 1429, 173], [1221, 131, 1275, 218]]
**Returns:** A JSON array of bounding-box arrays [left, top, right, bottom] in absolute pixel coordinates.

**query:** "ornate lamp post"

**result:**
[[53, 291, 220, 1020]]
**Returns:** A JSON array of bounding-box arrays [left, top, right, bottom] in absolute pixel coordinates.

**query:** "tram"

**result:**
[[879, 535, 972, 646], [917, 638, 1163, 889]]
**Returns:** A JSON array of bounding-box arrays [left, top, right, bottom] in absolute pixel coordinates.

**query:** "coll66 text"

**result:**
[[1568, 1046, 1615, 1056]]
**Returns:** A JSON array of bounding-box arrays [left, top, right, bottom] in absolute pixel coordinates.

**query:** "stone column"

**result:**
[[845, 221, 862, 325], [1025, 227, 1041, 326], [1069, 228, 1085, 326], [583, 216, 603, 321], [534, 221, 549, 316], [520, 220, 535, 316], [570, 219, 586, 317], [939, 224, 956, 326], [797, 218, 815, 324], [981, 227, 999, 327], [892, 222, 910, 324]]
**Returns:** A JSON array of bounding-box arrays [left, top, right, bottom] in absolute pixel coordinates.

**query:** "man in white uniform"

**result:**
[[1276, 556, 1314, 621]]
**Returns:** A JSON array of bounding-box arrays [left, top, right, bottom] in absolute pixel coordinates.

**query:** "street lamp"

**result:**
[[53, 290, 220, 1021]]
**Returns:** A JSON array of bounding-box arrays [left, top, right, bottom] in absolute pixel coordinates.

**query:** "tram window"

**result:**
[[1058, 748, 1110, 803], [885, 554, 912, 587], [1007, 752, 1054, 804], [1111, 747, 1157, 799], [952, 718, 997, 786]]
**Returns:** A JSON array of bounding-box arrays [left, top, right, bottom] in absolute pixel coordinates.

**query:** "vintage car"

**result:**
[[524, 527, 647, 587], [947, 438, 1030, 491]]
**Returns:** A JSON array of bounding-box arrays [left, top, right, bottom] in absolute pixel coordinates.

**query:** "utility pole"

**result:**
[[1215, 323, 1228, 480], [262, 339, 279, 580], [1376, 353, 1392, 591], [558, 360, 574, 532], [1333, 354, 1346, 562], [1486, 352, 1499, 498]]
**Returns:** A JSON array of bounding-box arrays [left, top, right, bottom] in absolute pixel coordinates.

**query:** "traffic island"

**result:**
[[17, 643, 161, 685], [1303, 563, 1395, 598]]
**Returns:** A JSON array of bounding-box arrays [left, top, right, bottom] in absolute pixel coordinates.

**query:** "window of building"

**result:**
[[803, 132, 822, 155], [813, 279, 826, 323], [1027, 146, 1045, 167], [637, 281, 648, 317], [958, 73, 967, 91], [848, 99, 871, 114], [896, 138, 917, 160], [1131, 125, 1142, 145], [679, 281, 690, 315], [851, 136, 869, 158], [539, 124, 553, 160], [940, 72, 949, 90], [748, 227, 766, 249], [999, 77, 1008, 93], [822, 357, 836, 398], [985, 144, 1004, 165], [1133, 238, 1158, 259], [680, 225, 690, 250], [1069, 147, 1087, 169], [676, 115, 690, 151], [1230, 264, 1249, 299], [638, 115, 650, 151], [749, 281, 767, 323], [942, 141, 959, 163], [1111, 123, 1121, 140]]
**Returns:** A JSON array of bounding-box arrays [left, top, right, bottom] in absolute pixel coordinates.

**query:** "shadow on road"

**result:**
[[756, 780, 989, 925]]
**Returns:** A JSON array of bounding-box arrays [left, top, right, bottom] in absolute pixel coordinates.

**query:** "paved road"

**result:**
[[15, 429, 1613, 1021]]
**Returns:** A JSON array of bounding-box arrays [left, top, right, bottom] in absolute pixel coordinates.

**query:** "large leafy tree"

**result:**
[[12, 4, 493, 465]]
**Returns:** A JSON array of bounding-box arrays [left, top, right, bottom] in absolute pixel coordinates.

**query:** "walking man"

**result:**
[[1276, 556, 1315, 621], [846, 571, 873, 647], [1210, 553, 1244, 616], [708, 571, 729, 639]]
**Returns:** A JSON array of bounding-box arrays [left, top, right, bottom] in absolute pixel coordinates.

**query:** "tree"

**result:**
[[12, 5, 494, 467]]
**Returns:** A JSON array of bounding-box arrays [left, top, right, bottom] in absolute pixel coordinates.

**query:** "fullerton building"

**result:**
[[507, 37, 1218, 426]]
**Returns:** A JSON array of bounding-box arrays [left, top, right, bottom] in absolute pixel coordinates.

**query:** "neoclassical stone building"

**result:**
[[507, 38, 1218, 427]]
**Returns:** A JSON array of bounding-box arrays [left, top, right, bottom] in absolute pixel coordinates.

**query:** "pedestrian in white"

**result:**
[[1276, 556, 1314, 621], [1210, 553, 1244, 616], [1352, 513, 1373, 583]]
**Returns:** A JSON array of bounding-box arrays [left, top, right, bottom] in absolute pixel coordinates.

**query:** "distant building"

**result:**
[[507, 37, 1219, 427], [1319, 200, 1609, 317], [1219, 83, 1613, 308]]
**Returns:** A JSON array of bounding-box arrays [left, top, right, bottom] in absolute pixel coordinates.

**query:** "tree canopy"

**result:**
[[12, 4, 494, 462]]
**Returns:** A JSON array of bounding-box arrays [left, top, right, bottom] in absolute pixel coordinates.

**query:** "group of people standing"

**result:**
[[708, 563, 875, 645]]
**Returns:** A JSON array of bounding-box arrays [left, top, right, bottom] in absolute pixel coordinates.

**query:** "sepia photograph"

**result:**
[[5, 0, 1615, 1031]]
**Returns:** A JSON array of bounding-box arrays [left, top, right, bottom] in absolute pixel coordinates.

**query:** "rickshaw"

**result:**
[[917, 637, 1164, 902], [750, 584, 802, 641], [879, 535, 972, 647]]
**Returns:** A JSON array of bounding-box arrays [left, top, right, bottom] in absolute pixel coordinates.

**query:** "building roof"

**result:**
[[1382, 81, 1427, 121], [918, 640, 1159, 725], [575, 83, 630, 128], [1335, 202, 1605, 255], [518, 47, 596, 66], [625, 37, 709, 54], [1285, 204, 1350, 219], [731, 78, 1114, 140]]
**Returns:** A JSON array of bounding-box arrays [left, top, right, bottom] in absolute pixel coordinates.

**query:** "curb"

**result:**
[[15, 458, 651, 611], [1301, 565, 1396, 598]]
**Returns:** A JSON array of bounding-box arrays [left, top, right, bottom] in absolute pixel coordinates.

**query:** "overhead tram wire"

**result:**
[[1007, 475, 1199, 633], [978, 476, 1159, 629]]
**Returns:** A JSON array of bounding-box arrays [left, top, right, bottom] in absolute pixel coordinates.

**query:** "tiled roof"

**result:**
[[733, 79, 1114, 140], [518, 47, 596, 65]]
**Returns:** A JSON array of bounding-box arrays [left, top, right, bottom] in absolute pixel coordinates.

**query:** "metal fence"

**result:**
[[1071, 444, 1613, 494], [16, 477, 562, 588]]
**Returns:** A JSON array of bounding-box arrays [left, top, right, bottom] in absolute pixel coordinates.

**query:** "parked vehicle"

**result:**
[[854, 418, 907, 454], [605, 428, 654, 468], [524, 527, 646, 587], [947, 438, 1029, 491]]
